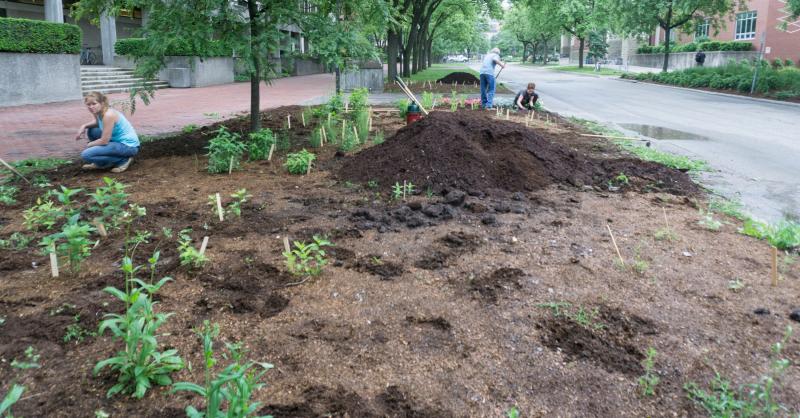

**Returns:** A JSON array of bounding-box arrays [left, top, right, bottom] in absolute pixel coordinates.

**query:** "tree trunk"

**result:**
[[388, 29, 399, 81], [426, 38, 433, 67], [522, 44, 528, 62], [335, 65, 341, 93], [662, 27, 672, 72], [247, 0, 260, 132], [542, 40, 548, 64], [403, 27, 417, 77], [578, 37, 585, 68]]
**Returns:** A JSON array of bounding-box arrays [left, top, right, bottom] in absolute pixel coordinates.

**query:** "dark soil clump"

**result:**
[[337, 111, 698, 196], [437, 71, 480, 85], [470, 267, 525, 302]]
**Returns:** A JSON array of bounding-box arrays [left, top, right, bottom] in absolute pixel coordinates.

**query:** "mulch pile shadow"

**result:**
[[436, 72, 480, 85], [337, 110, 698, 196]]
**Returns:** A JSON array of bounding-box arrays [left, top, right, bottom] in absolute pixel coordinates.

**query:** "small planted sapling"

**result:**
[[89, 177, 129, 229], [94, 258, 183, 399], [283, 236, 333, 276], [177, 229, 208, 269], [39, 214, 95, 274], [248, 128, 275, 161], [284, 149, 316, 174], [392, 181, 415, 200], [11, 346, 40, 369], [207, 127, 248, 174], [698, 209, 723, 231], [183, 124, 199, 133], [638, 347, 660, 396], [227, 189, 252, 217], [372, 130, 385, 145], [23, 198, 64, 231], [172, 321, 273, 417], [0, 185, 18, 205]]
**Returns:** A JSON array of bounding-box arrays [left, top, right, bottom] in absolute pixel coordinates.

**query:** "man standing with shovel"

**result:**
[[479, 47, 506, 109]]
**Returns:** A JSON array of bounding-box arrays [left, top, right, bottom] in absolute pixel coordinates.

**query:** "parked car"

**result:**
[[446, 55, 468, 62]]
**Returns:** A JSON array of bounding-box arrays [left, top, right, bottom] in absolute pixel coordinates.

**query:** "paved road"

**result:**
[[478, 63, 800, 223]]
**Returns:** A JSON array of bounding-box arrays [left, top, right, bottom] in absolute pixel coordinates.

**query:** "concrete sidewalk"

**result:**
[[0, 73, 335, 162]]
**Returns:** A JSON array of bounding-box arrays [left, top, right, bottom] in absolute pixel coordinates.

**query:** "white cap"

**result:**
[[490, 47, 500, 54]]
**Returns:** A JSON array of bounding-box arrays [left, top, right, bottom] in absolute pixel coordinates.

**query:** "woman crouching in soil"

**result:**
[[74, 91, 139, 173]]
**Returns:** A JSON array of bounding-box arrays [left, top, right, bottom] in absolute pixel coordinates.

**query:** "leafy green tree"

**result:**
[[72, 0, 297, 132], [301, 0, 388, 93], [606, 0, 736, 72], [789, 0, 800, 19], [524, 0, 602, 68], [587, 30, 608, 62]]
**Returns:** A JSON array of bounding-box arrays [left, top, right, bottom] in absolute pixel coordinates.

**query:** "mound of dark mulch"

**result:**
[[436, 72, 480, 85], [337, 111, 697, 195]]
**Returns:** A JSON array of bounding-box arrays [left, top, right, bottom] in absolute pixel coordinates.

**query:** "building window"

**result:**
[[735, 11, 757, 40], [695, 19, 709, 38]]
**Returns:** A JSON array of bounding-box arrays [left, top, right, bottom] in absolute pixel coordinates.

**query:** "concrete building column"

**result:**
[[300, 36, 305, 53], [100, 12, 117, 66], [44, 0, 64, 23], [654, 27, 661, 46]]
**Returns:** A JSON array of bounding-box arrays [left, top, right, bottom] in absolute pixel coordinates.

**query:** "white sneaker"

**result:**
[[82, 163, 100, 170], [111, 158, 132, 173]]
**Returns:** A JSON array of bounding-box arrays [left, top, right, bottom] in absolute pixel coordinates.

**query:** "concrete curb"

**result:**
[[615, 77, 800, 108]]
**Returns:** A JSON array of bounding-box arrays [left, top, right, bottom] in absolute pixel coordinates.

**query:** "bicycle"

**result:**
[[80, 46, 98, 65]]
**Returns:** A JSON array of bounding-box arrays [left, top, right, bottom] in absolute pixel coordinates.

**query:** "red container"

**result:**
[[406, 102, 422, 125]]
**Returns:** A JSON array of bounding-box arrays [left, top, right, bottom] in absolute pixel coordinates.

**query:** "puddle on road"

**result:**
[[619, 124, 711, 141]]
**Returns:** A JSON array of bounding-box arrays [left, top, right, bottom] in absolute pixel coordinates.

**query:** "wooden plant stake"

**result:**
[[345, 102, 349, 113], [283, 236, 291, 253], [49, 244, 59, 278], [287, 114, 292, 130], [606, 224, 625, 267], [662, 207, 670, 230], [353, 126, 359, 142], [306, 161, 312, 175], [327, 113, 332, 125], [505, 109, 510, 120], [199, 236, 209, 256], [301, 112, 306, 127], [228, 156, 234, 175], [215, 193, 224, 221], [267, 143, 275, 161], [432, 99, 436, 109], [0, 157, 30, 184], [320, 126, 327, 146], [771, 247, 778, 286], [402, 180, 407, 200], [342, 119, 347, 142], [94, 220, 108, 237]]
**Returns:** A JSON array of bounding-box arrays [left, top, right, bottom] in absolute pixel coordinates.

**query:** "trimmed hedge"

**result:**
[[637, 41, 753, 54], [622, 61, 800, 100], [0, 18, 81, 54], [115, 38, 231, 57]]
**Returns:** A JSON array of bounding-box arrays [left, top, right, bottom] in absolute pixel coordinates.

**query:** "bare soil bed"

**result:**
[[383, 79, 513, 95], [1, 106, 799, 417]]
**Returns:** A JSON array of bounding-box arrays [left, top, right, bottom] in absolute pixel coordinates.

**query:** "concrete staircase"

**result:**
[[81, 66, 169, 95]]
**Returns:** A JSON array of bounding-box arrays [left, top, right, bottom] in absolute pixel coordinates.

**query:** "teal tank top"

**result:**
[[97, 110, 139, 147]]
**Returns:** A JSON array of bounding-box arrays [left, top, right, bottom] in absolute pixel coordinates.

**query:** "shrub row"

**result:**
[[115, 38, 231, 57], [622, 60, 800, 99], [0, 18, 81, 54], [637, 40, 753, 54]]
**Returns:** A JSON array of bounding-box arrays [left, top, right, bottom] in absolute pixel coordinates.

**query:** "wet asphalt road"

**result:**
[[479, 63, 800, 222]]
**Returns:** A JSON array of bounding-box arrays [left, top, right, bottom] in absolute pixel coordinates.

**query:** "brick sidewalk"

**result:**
[[0, 73, 335, 162]]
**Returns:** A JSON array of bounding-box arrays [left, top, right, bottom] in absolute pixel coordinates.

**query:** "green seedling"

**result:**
[[506, 406, 519, 418], [372, 130, 385, 145], [248, 128, 275, 160], [367, 180, 379, 189], [39, 214, 95, 274], [0, 232, 32, 250], [420, 91, 436, 110], [391, 181, 415, 200], [227, 189, 252, 217], [355, 110, 370, 143], [64, 315, 95, 343], [728, 278, 745, 292], [276, 129, 291, 151], [0, 185, 18, 205], [89, 177, 129, 229], [207, 127, 248, 174], [709, 197, 749, 221], [537, 302, 605, 330], [685, 326, 793, 417], [698, 210, 723, 231], [23, 198, 64, 231], [638, 347, 660, 396], [339, 128, 359, 152], [178, 229, 208, 269], [310, 127, 323, 148], [396, 99, 410, 118], [11, 346, 40, 369], [95, 270, 183, 399], [182, 124, 199, 134], [654, 227, 678, 242], [283, 236, 333, 276], [0, 384, 24, 417], [203, 112, 221, 119], [285, 149, 316, 174], [32, 174, 51, 188], [172, 321, 273, 417]]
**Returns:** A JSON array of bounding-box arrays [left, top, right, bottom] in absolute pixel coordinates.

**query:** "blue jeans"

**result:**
[[479, 73, 496, 108], [82, 127, 138, 168]]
